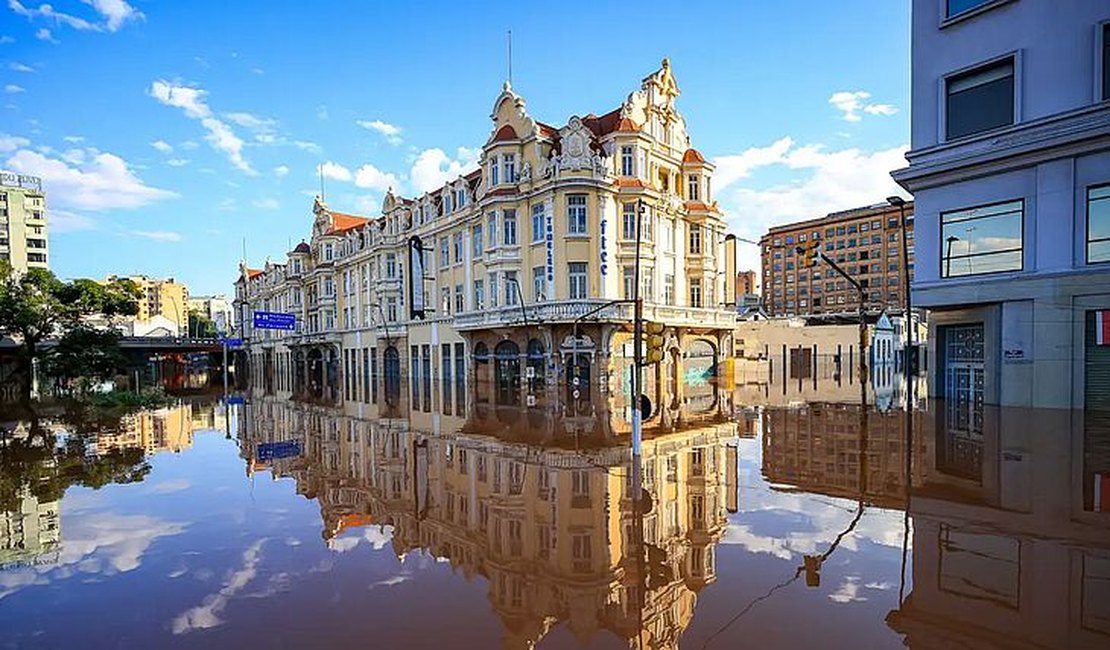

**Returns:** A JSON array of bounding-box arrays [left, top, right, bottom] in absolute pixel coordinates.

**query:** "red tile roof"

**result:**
[[583, 108, 622, 137], [616, 117, 639, 132], [246, 268, 263, 279], [487, 186, 518, 197], [614, 178, 648, 189], [537, 122, 558, 138], [683, 148, 706, 164], [326, 211, 370, 235], [684, 200, 715, 212], [493, 124, 519, 142]]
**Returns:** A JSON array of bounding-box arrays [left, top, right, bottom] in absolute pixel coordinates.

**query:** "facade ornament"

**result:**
[[518, 161, 532, 183]]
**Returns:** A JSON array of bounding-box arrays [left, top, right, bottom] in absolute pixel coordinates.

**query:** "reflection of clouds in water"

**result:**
[[331, 525, 395, 553], [370, 574, 409, 590], [828, 576, 867, 603], [146, 479, 192, 494], [171, 539, 266, 634], [168, 568, 188, 579], [0, 513, 185, 600], [721, 485, 906, 562]]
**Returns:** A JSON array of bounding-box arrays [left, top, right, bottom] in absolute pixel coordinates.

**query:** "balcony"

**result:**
[[451, 299, 735, 331]]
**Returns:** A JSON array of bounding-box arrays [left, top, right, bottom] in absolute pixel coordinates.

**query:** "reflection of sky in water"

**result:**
[[0, 423, 913, 649]]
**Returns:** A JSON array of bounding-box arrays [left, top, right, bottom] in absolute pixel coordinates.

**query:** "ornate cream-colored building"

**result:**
[[234, 60, 738, 408], [238, 389, 738, 649]]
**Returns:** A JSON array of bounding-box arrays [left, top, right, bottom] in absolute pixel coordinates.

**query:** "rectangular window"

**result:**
[[532, 266, 545, 301], [621, 146, 634, 176], [622, 203, 637, 240], [474, 279, 485, 310], [946, 58, 1014, 140], [443, 192, 453, 214], [440, 237, 450, 267], [941, 199, 1023, 277], [454, 284, 464, 312], [453, 232, 463, 263], [456, 188, 466, 208], [531, 204, 544, 243], [687, 174, 699, 201], [472, 224, 483, 257], [946, 0, 997, 18], [504, 271, 518, 306], [490, 155, 499, 186], [623, 266, 635, 300], [664, 274, 674, 305], [568, 262, 588, 299], [689, 223, 702, 254], [690, 278, 702, 308], [502, 154, 516, 183], [567, 195, 587, 235], [1104, 23, 1110, 101], [1088, 184, 1110, 263], [487, 214, 497, 248], [503, 209, 518, 245]]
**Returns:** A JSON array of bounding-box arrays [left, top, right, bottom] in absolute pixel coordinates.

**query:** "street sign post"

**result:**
[[253, 311, 296, 331]]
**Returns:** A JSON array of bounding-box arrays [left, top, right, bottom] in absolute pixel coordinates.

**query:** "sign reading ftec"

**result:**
[[253, 311, 296, 331]]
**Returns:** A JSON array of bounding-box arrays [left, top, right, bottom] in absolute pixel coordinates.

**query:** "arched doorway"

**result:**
[[494, 340, 521, 405], [527, 338, 545, 391], [383, 346, 401, 405], [473, 342, 491, 403], [685, 338, 717, 413], [307, 348, 324, 400]]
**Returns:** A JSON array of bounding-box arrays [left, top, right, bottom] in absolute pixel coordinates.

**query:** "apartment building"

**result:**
[[760, 202, 915, 317], [892, 0, 1110, 410], [187, 294, 234, 335], [235, 60, 738, 406], [0, 172, 49, 273], [106, 275, 189, 336]]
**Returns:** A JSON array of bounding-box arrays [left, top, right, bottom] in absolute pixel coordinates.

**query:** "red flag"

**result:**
[[1099, 311, 1110, 346]]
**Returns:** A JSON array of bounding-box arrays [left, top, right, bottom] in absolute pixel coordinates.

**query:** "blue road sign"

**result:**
[[227, 396, 246, 406], [222, 338, 243, 347], [257, 441, 301, 460], [253, 311, 296, 331]]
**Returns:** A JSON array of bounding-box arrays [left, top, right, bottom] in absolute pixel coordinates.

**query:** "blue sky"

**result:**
[[1, 0, 910, 296]]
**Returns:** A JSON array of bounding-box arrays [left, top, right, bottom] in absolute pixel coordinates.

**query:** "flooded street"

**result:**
[[1, 374, 1107, 649]]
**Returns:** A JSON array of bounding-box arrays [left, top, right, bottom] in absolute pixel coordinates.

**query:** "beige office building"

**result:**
[[0, 172, 49, 273], [107, 275, 189, 335]]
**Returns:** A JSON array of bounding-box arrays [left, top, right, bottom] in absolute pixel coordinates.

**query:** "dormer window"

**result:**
[[456, 188, 466, 208], [444, 192, 453, 214], [621, 146, 634, 177], [687, 174, 700, 201], [503, 154, 516, 183], [490, 155, 500, 186]]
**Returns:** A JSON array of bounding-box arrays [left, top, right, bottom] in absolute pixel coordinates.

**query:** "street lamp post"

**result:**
[[888, 197, 915, 496], [945, 235, 959, 278]]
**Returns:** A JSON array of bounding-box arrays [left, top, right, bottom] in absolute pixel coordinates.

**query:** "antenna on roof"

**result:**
[[319, 164, 326, 201], [506, 28, 513, 86]]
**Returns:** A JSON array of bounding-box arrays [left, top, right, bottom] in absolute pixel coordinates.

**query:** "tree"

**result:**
[[42, 326, 129, 394], [188, 310, 218, 338], [0, 264, 140, 403]]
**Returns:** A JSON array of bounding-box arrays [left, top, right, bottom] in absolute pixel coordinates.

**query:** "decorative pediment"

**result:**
[[488, 81, 536, 144], [542, 116, 609, 178]]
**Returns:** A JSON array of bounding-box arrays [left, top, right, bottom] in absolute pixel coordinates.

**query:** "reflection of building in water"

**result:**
[[761, 403, 927, 509], [241, 396, 738, 649], [0, 486, 61, 569], [87, 404, 195, 456], [888, 401, 1110, 648]]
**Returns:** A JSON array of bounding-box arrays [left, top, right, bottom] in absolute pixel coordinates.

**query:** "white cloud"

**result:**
[[357, 119, 403, 145], [84, 0, 143, 31], [353, 195, 379, 215], [317, 161, 351, 182], [250, 67, 263, 75], [829, 91, 899, 122], [34, 27, 56, 42], [353, 163, 398, 192], [128, 229, 182, 242], [149, 80, 255, 174], [223, 111, 275, 131], [409, 147, 479, 194], [0, 133, 29, 151], [166, 158, 189, 167], [9, 0, 99, 30], [3, 146, 178, 225], [172, 540, 265, 634], [62, 135, 84, 143], [712, 138, 909, 273], [179, 140, 198, 150], [10, 61, 34, 72], [0, 35, 14, 44], [50, 208, 96, 232], [3, 84, 22, 94], [251, 197, 279, 210], [147, 479, 191, 494], [273, 165, 289, 178], [292, 140, 321, 154], [150, 139, 173, 153], [315, 104, 328, 120]]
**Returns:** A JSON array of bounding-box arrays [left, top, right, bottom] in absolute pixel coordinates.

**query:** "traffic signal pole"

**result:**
[[817, 251, 869, 389], [632, 200, 645, 463]]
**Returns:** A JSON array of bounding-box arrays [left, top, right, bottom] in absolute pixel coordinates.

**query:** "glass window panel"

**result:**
[[1088, 185, 1110, 263], [946, 59, 1014, 140], [941, 200, 1023, 277]]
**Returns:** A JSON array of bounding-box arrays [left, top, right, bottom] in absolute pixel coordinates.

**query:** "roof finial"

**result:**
[[506, 29, 513, 88], [662, 57, 670, 70]]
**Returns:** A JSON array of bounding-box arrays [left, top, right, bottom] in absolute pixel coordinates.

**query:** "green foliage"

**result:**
[[0, 267, 141, 401], [83, 386, 172, 412], [188, 310, 218, 337], [42, 326, 129, 391]]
